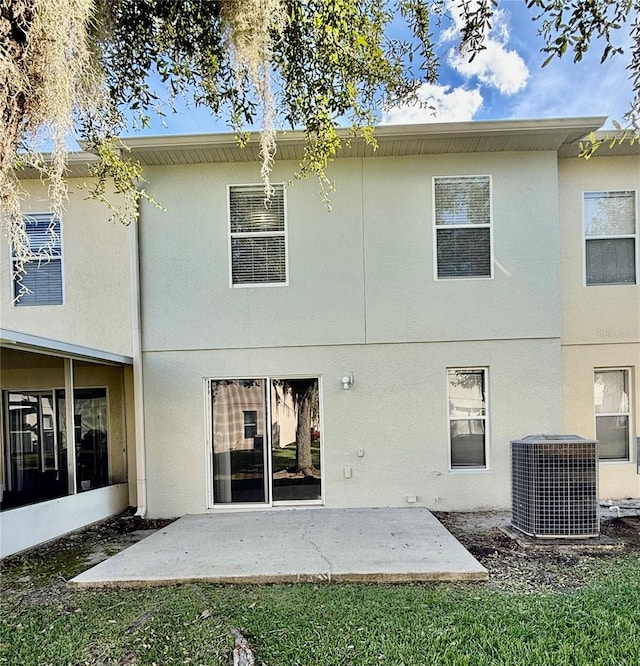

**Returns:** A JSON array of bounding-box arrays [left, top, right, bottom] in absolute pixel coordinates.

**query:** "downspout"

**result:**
[[130, 206, 147, 517]]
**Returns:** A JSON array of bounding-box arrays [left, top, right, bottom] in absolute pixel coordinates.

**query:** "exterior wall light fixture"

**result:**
[[341, 374, 354, 390]]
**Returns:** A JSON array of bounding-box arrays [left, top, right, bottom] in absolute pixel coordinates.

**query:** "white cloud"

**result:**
[[449, 41, 529, 95], [381, 83, 483, 124], [442, 2, 529, 95]]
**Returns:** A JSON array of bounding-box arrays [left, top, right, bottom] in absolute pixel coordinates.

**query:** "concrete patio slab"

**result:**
[[70, 508, 487, 587]]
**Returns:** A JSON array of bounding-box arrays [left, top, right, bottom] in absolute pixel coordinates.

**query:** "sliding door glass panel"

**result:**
[[7, 392, 39, 493], [271, 378, 321, 502], [3, 391, 67, 509], [74, 389, 109, 491], [56, 388, 109, 492], [211, 380, 268, 503]]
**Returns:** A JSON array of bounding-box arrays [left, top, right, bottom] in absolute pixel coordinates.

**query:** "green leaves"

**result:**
[[4, 0, 640, 241], [85, 137, 163, 225], [529, 0, 634, 67]]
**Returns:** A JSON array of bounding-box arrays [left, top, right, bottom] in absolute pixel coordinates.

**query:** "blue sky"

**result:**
[[126, 0, 634, 136]]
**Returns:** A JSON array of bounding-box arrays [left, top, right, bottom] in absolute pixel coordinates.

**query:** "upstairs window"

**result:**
[[584, 190, 637, 285], [229, 185, 287, 286], [434, 175, 492, 279], [12, 213, 63, 306]]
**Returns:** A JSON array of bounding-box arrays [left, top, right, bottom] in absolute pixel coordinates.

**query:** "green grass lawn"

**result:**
[[2, 553, 639, 665]]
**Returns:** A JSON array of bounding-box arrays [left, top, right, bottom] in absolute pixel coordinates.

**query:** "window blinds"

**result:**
[[435, 176, 491, 227], [436, 228, 491, 279], [586, 238, 636, 285], [229, 185, 286, 285], [584, 191, 636, 285], [435, 176, 492, 279], [13, 213, 63, 306]]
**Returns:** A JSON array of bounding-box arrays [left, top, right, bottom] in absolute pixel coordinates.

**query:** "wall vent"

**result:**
[[511, 435, 598, 539]]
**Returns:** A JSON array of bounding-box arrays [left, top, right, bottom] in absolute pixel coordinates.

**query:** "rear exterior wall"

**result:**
[[138, 151, 563, 516]]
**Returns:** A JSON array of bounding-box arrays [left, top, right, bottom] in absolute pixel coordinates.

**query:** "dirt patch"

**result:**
[[0, 508, 175, 604], [605, 515, 640, 544], [435, 509, 640, 594], [2, 507, 639, 601]]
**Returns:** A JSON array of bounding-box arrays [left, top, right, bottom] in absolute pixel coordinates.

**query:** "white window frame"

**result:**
[[446, 367, 490, 471], [433, 175, 494, 281], [594, 367, 633, 462], [227, 184, 288, 288], [583, 190, 638, 287], [11, 212, 64, 306]]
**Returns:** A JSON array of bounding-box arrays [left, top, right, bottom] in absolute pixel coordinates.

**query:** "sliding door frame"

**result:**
[[204, 375, 324, 510]]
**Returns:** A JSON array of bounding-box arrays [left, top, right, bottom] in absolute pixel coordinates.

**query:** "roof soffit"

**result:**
[[16, 117, 625, 178], [122, 117, 608, 166]]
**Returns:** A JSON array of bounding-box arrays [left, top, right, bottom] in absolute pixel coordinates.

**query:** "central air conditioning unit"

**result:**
[[511, 435, 599, 539]]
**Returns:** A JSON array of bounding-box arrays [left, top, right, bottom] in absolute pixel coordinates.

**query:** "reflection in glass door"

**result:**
[[211, 380, 268, 503], [4, 391, 67, 506], [210, 378, 321, 505], [270, 379, 321, 502], [56, 388, 110, 492]]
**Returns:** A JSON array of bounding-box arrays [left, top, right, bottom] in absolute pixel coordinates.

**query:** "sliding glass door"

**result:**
[[2, 387, 112, 510], [4, 391, 67, 506], [210, 377, 321, 505]]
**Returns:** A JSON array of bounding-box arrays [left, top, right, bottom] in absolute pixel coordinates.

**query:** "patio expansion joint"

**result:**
[[301, 521, 333, 581]]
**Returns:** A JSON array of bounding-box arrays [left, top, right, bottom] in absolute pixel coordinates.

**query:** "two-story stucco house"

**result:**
[[0, 155, 138, 557], [1, 117, 638, 557]]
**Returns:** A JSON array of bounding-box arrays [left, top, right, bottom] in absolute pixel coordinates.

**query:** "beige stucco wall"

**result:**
[[137, 151, 566, 516], [139, 151, 561, 352], [562, 344, 639, 498], [141, 338, 561, 517], [139, 160, 366, 351], [559, 155, 639, 498], [362, 152, 561, 343], [0, 180, 133, 357], [559, 155, 640, 346]]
